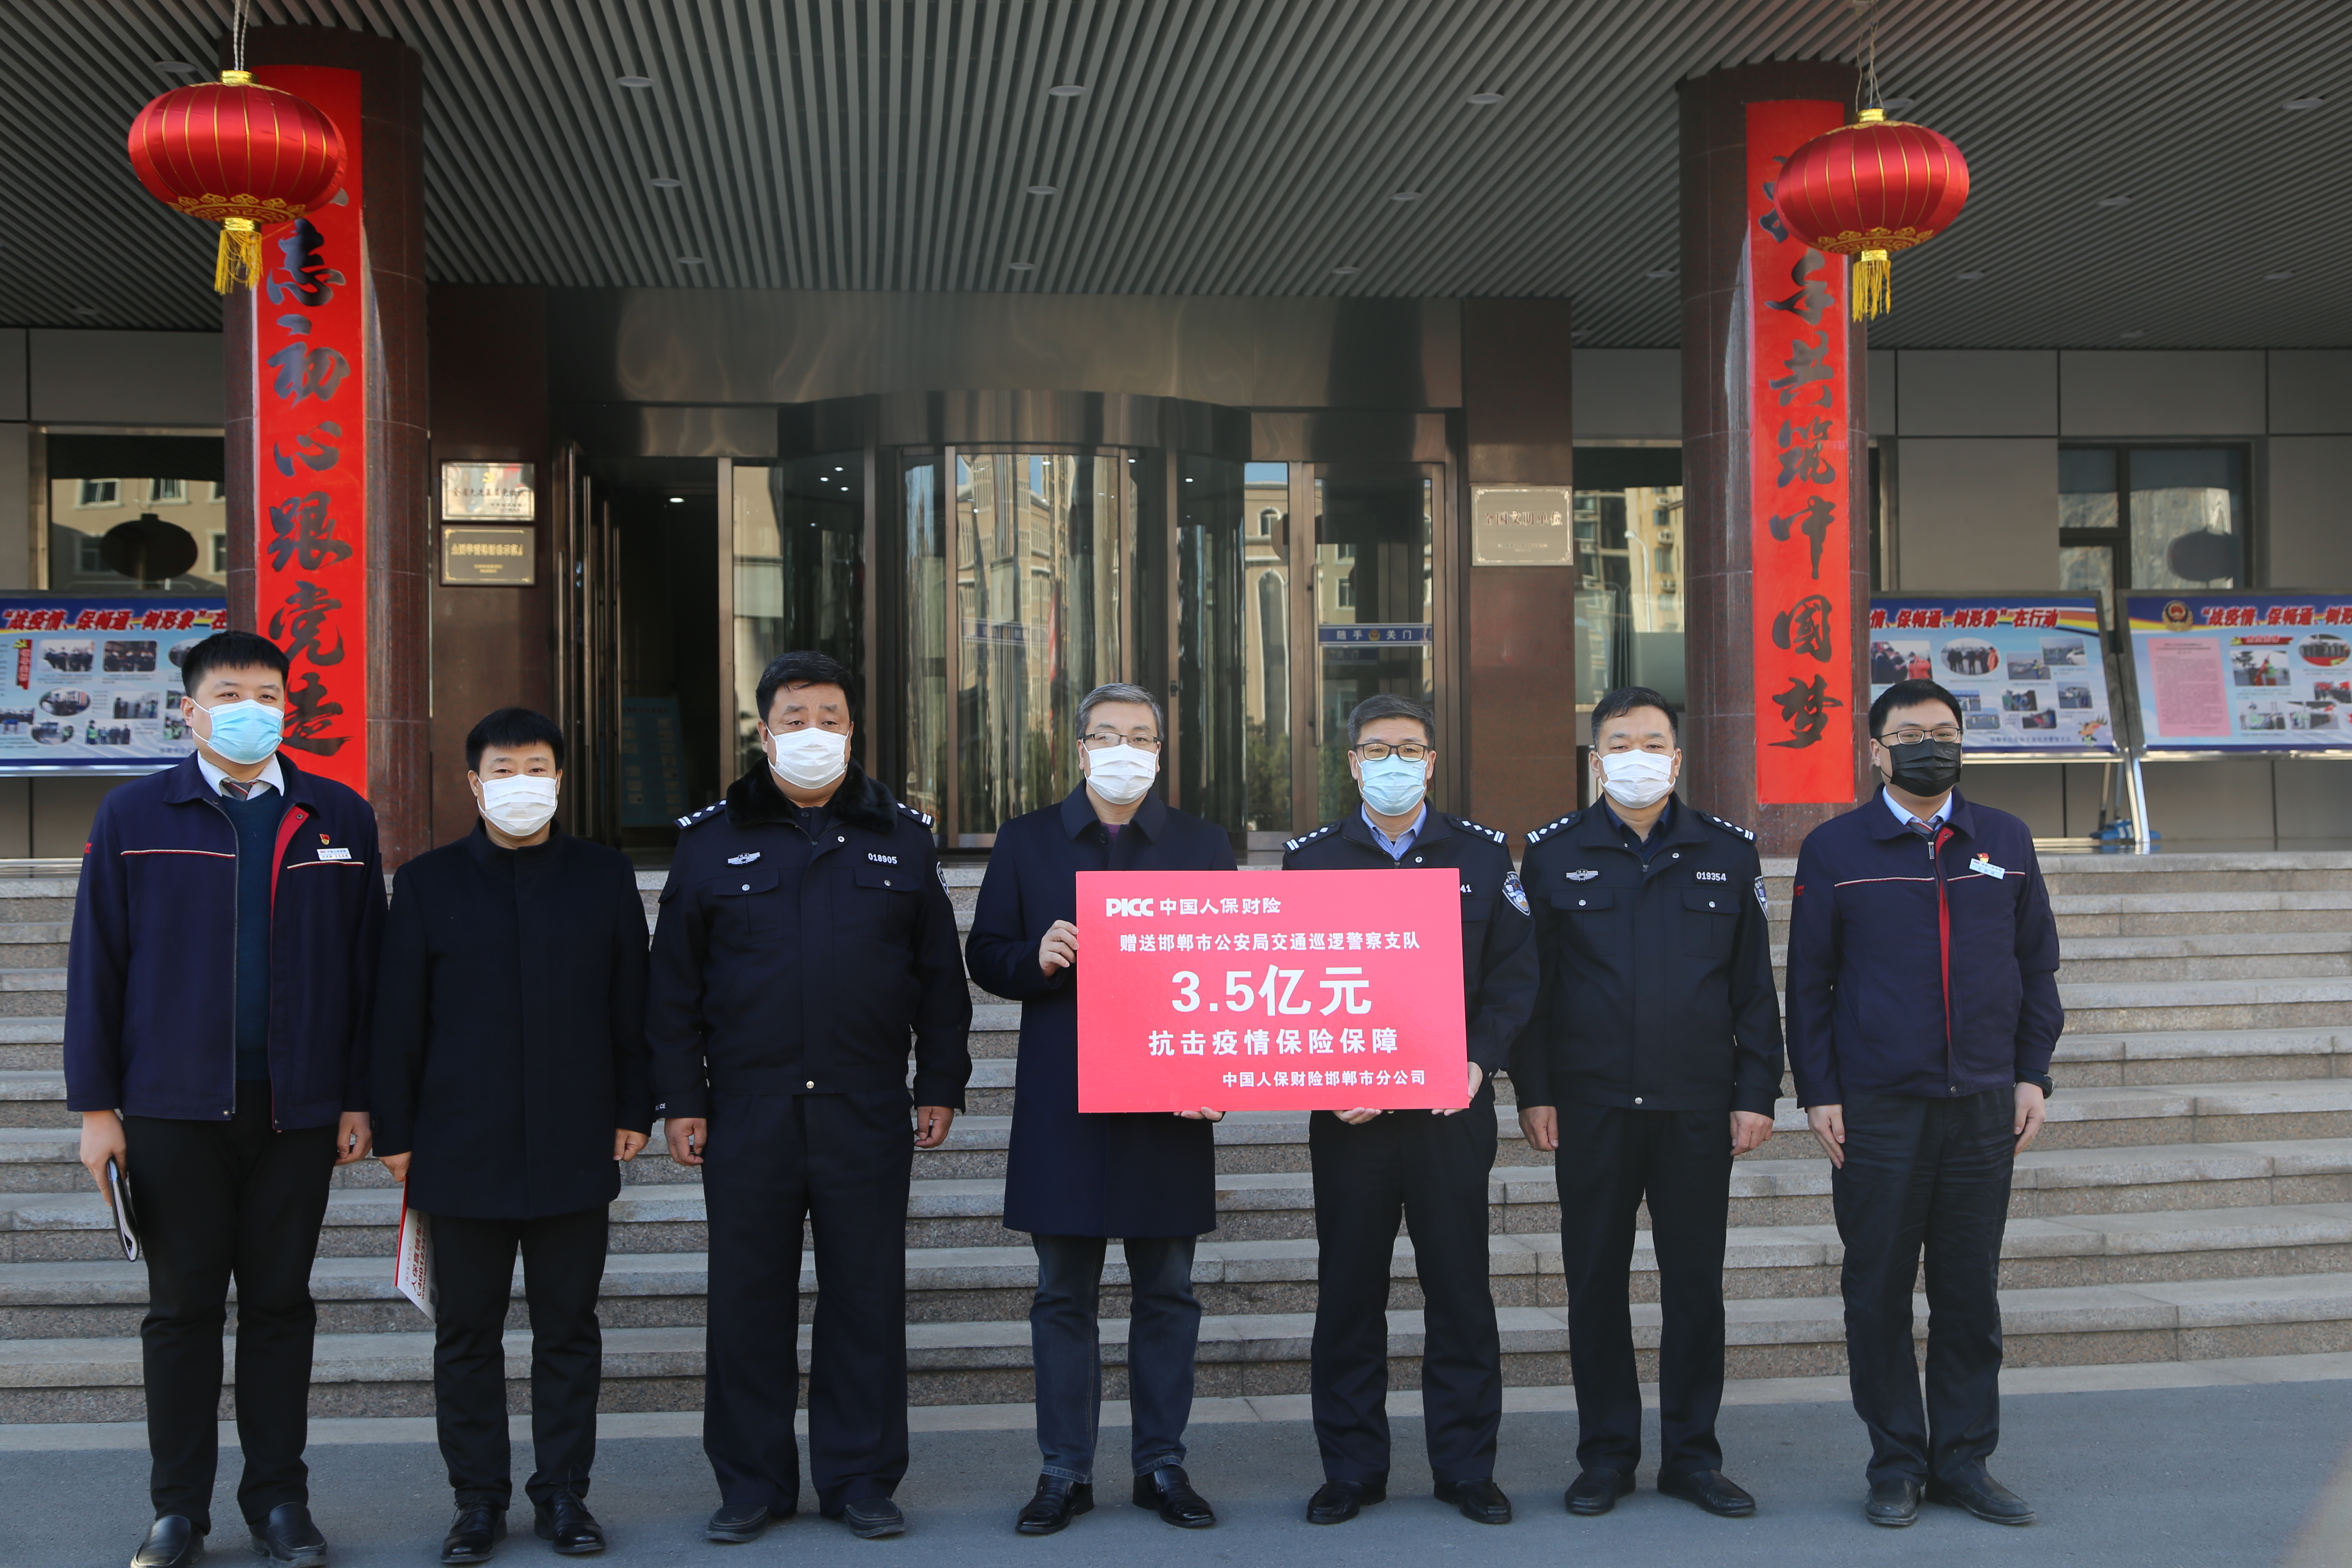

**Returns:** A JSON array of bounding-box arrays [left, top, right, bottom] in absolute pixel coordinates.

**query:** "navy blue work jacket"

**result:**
[[966, 786, 1236, 1239], [65, 752, 385, 1129], [1783, 789, 2063, 1106], [646, 762, 972, 1118]]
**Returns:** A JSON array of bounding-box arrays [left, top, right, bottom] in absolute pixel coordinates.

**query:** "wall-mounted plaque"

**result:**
[[1470, 485, 1573, 566], [440, 462, 536, 521], [440, 525, 536, 586]]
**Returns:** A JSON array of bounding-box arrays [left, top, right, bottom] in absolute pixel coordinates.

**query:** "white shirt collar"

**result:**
[[198, 751, 286, 798], [1881, 785, 1950, 832]]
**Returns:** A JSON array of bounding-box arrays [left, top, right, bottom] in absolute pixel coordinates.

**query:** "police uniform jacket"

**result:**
[[965, 786, 1235, 1238], [1509, 797, 1783, 1117], [646, 760, 971, 1120], [1280, 809, 1538, 1076]]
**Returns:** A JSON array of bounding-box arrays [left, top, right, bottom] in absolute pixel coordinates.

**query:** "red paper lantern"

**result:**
[[1772, 107, 1970, 321], [127, 70, 345, 294]]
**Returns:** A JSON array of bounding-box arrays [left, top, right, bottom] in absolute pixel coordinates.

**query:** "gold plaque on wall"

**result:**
[[1471, 486, 1573, 566], [440, 525, 536, 586]]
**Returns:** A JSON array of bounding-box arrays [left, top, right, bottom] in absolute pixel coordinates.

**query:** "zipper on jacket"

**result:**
[[1932, 824, 1956, 1093], [199, 794, 239, 1120]]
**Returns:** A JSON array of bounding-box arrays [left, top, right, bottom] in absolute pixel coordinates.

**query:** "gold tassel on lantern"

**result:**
[[1850, 248, 1891, 322], [213, 217, 263, 294]]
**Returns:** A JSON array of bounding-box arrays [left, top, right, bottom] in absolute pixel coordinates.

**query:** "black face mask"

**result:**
[[1880, 738, 1963, 799]]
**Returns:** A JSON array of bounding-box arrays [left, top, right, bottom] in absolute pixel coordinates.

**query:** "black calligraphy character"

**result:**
[[1770, 331, 1836, 408], [1758, 170, 1788, 242], [1769, 494, 1836, 579], [270, 420, 343, 478], [1768, 674, 1844, 750], [266, 493, 355, 572], [266, 342, 350, 404], [264, 219, 344, 307], [280, 671, 349, 756], [1776, 417, 1838, 487], [1772, 593, 1836, 663], [267, 581, 346, 667], [1766, 249, 1835, 325]]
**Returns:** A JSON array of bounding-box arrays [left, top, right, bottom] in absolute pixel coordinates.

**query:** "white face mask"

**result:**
[[1084, 743, 1158, 805], [769, 726, 849, 791], [1596, 749, 1676, 810], [477, 775, 559, 837]]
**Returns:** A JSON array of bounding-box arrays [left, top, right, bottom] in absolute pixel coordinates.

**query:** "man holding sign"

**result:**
[[1281, 694, 1538, 1528], [967, 683, 1234, 1537]]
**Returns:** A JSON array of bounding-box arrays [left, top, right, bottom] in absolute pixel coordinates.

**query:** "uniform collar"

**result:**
[[1599, 793, 1679, 846], [723, 757, 896, 833], [464, 818, 564, 869], [196, 752, 285, 798], [1338, 804, 1453, 854], [1867, 787, 1978, 842], [166, 749, 320, 808], [1060, 782, 1167, 841]]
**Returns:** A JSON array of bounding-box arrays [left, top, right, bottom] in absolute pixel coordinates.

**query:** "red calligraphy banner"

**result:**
[[1747, 99, 1853, 803], [1076, 870, 1468, 1112], [249, 65, 368, 796]]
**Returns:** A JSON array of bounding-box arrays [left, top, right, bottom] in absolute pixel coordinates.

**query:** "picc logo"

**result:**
[[1103, 897, 1158, 917]]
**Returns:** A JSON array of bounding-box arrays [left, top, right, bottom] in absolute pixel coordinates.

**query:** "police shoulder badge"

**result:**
[[1755, 876, 1770, 914], [1503, 871, 1531, 916]]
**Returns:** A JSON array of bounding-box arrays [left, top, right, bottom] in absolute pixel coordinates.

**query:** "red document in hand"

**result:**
[[1075, 869, 1467, 1112]]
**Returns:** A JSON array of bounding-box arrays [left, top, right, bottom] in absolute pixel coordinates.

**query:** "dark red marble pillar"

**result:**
[[1679, 61, 1872, 855], [223, 25, 430, 865]]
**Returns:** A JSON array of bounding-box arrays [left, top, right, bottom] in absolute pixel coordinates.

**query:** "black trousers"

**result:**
[[1308, 1093, 1501, 1487], [430, 1207, 609, 1511], [701, 1090, 914, 1516], [123, 1082, 337, 1529], [1555, 1104, 1733, 1478], [1028, 1234, 1201, 1483], [1833, 1088, 2015, 1486]]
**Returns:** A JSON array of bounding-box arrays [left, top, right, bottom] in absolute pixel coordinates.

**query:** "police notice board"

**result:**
[[2126, 592, 2352, 753], [1867, 595, 2120, 756], [1076, 869, 1468, 1112], [0, 598, 226, 772]]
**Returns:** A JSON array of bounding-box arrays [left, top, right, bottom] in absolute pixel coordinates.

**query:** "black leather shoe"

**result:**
[[1927, 1473, 2036, 1525], [1865, 1477, 1923, 1528], [440, 1504, 506, 1564], [132, 1516, 205, 1568], [533, 1495, 604, 1555], [1305, 1479, 1385, 1525], [1659, 1469, 1756, 1518], [248, 1504, 327, 1568], [1014, 1477, 1093, 1536], [1565, 1468, 1635, 1516], [1433, 1478, 1512, 1525], [835, 1499, 905, 1539], [704, 1504, 772, 1544], [1132, 1465, 1216, 1528]]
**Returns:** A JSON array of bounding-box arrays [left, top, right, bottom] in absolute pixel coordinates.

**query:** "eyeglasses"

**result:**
[[1879, 726, 1963, 746], [1081, 730, 1161, 752], [1352, 741, 1433, 763]]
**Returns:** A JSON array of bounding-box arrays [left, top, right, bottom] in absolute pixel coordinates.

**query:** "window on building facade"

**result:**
[[2060, 446, 2247, 617], [77, 479, 119, 508], [149, 478, 186, 505]]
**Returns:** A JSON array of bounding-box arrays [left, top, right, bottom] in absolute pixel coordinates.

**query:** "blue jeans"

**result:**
[[1029, 1234, 1201, 1483]]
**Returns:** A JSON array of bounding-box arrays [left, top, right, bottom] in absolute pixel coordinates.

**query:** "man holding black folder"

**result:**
[[67, 631, 385, 1568]]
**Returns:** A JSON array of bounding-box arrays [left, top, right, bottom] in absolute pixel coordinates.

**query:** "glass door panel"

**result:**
[[893, 455, 949, 824], [1178, 456, 1295, 835], [729, 457, 864, 779], [1312, 467, 1433, 821]]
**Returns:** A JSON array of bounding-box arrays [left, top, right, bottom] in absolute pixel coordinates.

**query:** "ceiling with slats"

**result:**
[[5, 0, 2348, 347]]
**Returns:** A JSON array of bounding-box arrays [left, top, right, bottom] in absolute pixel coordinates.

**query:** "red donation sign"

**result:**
[[249, 64, 368, 796], [1076, 870, 1467, 1113], [1747, 98, 1853, 803]]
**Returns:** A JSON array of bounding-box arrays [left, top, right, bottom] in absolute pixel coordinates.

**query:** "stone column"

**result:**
[[1680, 61, 1872, 855]]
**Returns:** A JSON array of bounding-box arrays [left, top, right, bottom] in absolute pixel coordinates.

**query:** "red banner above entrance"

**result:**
[[248, 64, 370, 796], [1745, 99, 1854, 804]]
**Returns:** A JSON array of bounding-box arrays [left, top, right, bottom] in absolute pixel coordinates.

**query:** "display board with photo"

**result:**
[[0, 599, 226, 770], [2126, 592, 2352, 753], [1868, 595, 2119, 755]]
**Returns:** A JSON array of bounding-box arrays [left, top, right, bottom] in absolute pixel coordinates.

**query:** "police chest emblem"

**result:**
[[726, 851, 760, 865], [1503, 872, 1530, 916], [1564, 868, 1600, 882]]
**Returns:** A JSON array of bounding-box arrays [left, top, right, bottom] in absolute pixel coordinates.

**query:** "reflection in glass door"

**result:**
[[729, 457, 865, 778], [1312, 467, 1434, 821], [1178, 458, 1294, 835]]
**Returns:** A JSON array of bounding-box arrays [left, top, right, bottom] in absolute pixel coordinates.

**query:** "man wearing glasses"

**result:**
[[1785, 678, 2061, 1530], [967, 683, 1235, 1537], [1280, 694, 1538, 1528]]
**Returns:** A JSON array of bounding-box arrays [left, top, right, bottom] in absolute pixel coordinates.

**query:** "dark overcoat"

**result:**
[[370, 824, 654, 1219], [966, 786, 1236, 1238]]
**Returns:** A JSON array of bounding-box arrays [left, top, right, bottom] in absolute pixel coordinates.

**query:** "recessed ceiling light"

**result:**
[[668, 496, 684, 504], [649, 177, 682, 189], [2283, 96, 2325, 110], [2095, 195, 2131, 207], [1467, 92, 1504, 105], [1026, 184, 1059, 196], [2263, 270, 2294, 280], [616, 75, 654, 88], [1390, 190, 1424, 202], [1047, 84, 1086, 98], [2119, 329, 2147, 339], [1954, 270, 1987, 281], [676, 256, 705, 265], [153, 60, 198, 74], [1645, 267, 1677, 278], [1332, 265, 1360, 276], [1880, 97, 1916, 112], [1007, 261, 1036, 271]]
